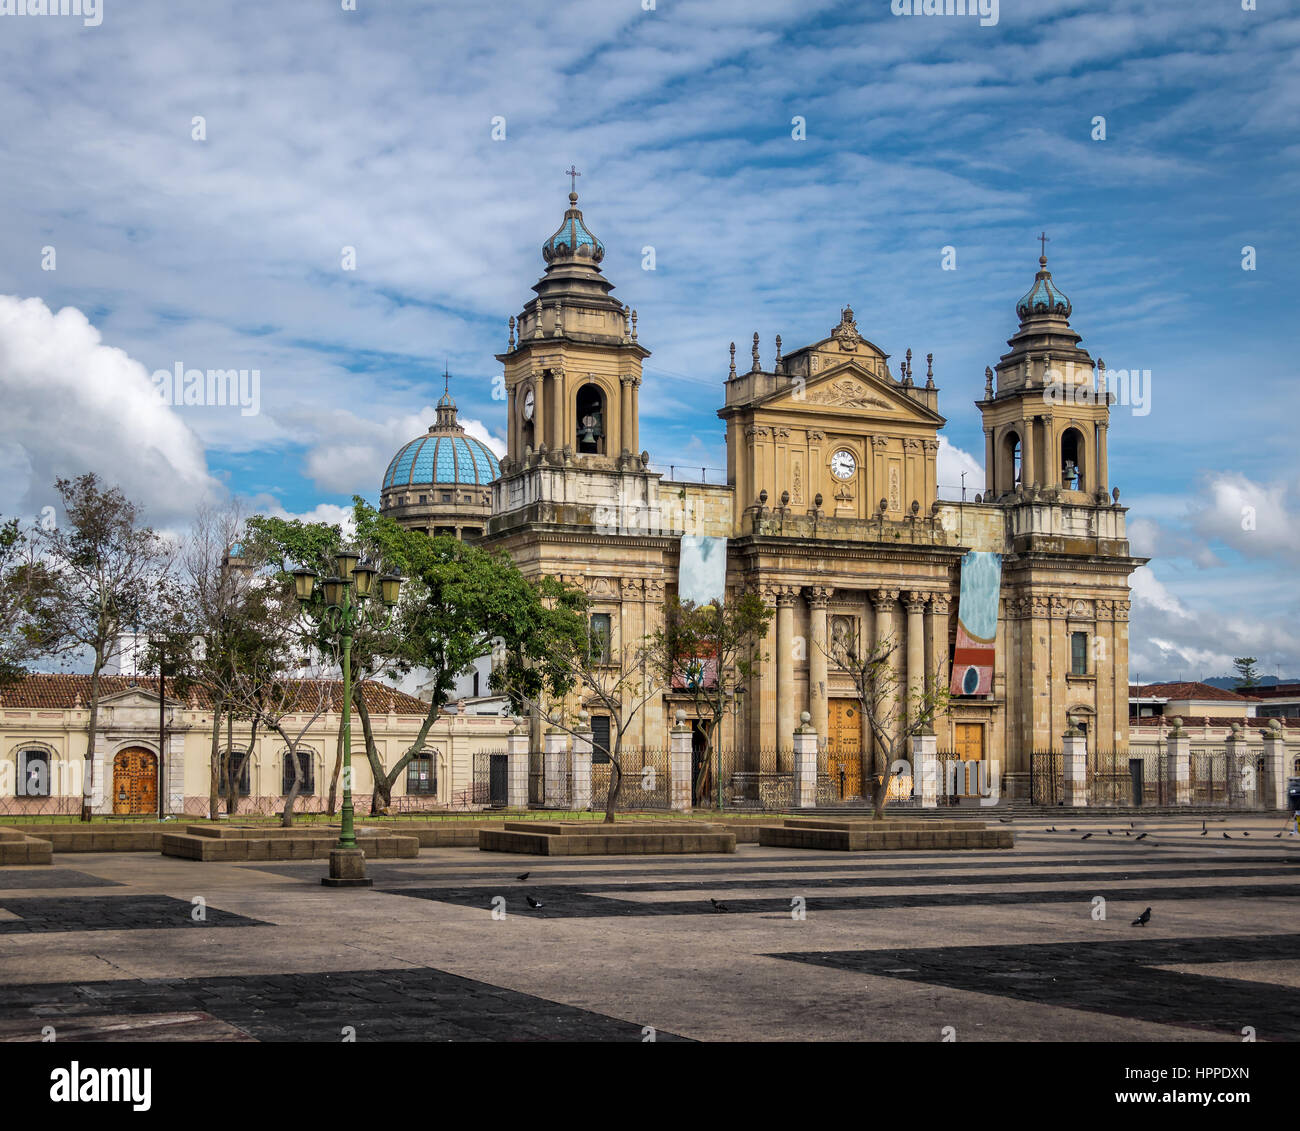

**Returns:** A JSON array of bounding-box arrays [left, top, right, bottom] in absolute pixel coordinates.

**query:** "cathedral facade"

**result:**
[[467, 187, 1145, 801]]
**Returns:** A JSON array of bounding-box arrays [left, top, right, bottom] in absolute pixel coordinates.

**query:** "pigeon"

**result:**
[[1135, 833, 1148, 841], [1202, 820, 1207, 833], [526, 895, 544, 909], [1200, 828, 1208, 837], [1080, 833, 1093, 840], [516, 872, 531, 881], [998, 817, 1013, 824], [709, 899, 729, 913], [1107, 830, 1114, 836], [1047, 827, 1057, 833], [1131, 907, 1151, 927], [1125, 831, 1131, 837], [1223, 832, 1231, 840], [1069, 828, 1078, 832], [1243, 831, 1250, 837], [1275, 832, 1283, 838]]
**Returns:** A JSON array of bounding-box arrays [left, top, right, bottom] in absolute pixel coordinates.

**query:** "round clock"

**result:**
[[830, 449, 857, 480], [522, 387, 535, 422]]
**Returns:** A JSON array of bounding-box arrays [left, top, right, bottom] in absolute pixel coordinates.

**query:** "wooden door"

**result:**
[[113, 747, 158, 815], [827, 699, 863, 799], [953, 724, 984, 798]]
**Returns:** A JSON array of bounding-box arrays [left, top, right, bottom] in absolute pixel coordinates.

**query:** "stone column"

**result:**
[[912, 732, 938, 808], [927, 593, 951, 703], [871, 589, 899, 774], [1165, 720, 1191, 806], [532, 372, 545, 452], [669, 709, 692, 812], [807, 586, 831, 743], [757, 584, 778, 770], [1022, 418, 1036, 488], [506, 723, 529, 809], [629, 376, 640, 455], [550, 368, 567, 450], [167, 730, 185, 816], [1097, 422, 1109, 493], [1063, 727, 1087, 807], [1261, 720, 1287, 810], [543, 721, 568, 809], [570, 718, 593, 811], [793, 712, 819, 809], [905, 591, 927, 727], [507, 382, 518, 457], [91, 731, 107, 815], [983, 429, 994, 494], [776, 587, 797, 771]]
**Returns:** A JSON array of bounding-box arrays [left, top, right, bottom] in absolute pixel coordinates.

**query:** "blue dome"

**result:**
[[383, 430, 500, 490], [1016, 255, 1071, 320], [542, 192, 605, 265]]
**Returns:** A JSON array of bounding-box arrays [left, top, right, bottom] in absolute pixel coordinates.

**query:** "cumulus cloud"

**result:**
[[937, 437, 984, 500], [1189, 473, 1300, 561], [0, 296, 222, 524]]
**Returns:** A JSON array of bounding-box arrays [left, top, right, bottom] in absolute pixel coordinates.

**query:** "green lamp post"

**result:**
[[293, 553, 401, 887]]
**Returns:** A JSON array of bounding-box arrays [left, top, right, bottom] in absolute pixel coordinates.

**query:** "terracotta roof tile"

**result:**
[[1129, 681, 1257, 702]]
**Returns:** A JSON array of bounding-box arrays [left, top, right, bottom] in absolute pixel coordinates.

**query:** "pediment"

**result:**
[[99, 688, 178, 710], [756, 361, 946, 427]]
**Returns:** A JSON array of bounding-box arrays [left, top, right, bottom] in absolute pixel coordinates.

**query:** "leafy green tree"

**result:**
[[38, 475, 174, 821], [0, 516, 61, 691], [1233, 657, 1260, 690]]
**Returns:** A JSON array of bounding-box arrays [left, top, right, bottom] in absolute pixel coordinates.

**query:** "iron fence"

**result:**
[[710, 749, 795, 811], [593, 747, 671, 810], [1030, 750, 1063, 806], [471, 750, 510, 809]]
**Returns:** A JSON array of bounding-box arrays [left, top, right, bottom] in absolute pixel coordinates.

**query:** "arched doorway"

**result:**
[[113, 746, 158, 815]]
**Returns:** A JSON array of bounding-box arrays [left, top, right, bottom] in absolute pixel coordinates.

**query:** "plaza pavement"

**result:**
[[0, 813, 1297, 1042]]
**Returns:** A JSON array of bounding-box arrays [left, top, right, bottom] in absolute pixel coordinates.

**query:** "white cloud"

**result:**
[[0, 295, 222, 524], [937, 437, 984, 499]]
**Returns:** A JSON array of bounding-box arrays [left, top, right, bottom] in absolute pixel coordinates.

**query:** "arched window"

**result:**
[[17, 748, 52, 797], [576, 383, 606, 455], [1002, 429, 1022, 494], [1061, 427, 1086, 490], [282, 748, 316, 795], [219, 749, 252, 797]]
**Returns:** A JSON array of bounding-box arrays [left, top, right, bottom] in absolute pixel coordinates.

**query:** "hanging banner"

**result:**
[[678, 535, 727, 606], [949, 550, 1002, 696]]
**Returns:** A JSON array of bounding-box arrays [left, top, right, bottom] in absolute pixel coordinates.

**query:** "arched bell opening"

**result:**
[[576, 383, 606, 455]]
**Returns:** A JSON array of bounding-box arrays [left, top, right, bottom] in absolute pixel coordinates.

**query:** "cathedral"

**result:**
[[381, 184, 1145, 802]]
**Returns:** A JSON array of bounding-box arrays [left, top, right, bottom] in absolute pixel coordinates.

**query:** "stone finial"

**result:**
[[974, 493, 982, 503], [984, 366, 994, 397], [814, 492, 823, 509], [751, 331, 761, 372], [729, 341, 736, 378], [781, 490, 790, 507], [775, 334, 783, 373], [508, 315, 516, 349], [1112, 486, 1121, 504], [905, 348, 912, 378], [759, 488, 768, 506], [1167, 715, 1183, 735], [910, 499, 920, 515], [630, 309, 638, 340], [878, 497, 888, 514], [925, 353, 935, 388], [623, 304, 632, 338], [674, 708, 687, 728], [1268, 717, 1283, 733]]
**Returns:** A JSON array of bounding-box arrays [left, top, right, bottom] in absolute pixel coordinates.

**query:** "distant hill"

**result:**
[[1201, 674, 1295, 691]]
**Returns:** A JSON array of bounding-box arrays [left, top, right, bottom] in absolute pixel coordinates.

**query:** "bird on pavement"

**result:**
[[1200, 828, 1208, 837], [1202, 820, 1207, 833], [1131, 907, 1151, 927], [1081, 833, 1093, 840], [709, 898, 729, 913], [1107, 830, 1114, 835], [998, 817, 1013, 824], [1135, 832, 1148, 841], [516, 872, 530, 881], [1224, 832, 1232, 839], [526, 895, 544, 908], [1243, 831, 1250, 837], [1047, 826, 1057, 832]]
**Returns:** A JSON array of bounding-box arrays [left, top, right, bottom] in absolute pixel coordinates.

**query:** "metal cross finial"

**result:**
[[566, 165, 581, 194], [1039, 232, 1050, 258], [444, 362, 450, 394]]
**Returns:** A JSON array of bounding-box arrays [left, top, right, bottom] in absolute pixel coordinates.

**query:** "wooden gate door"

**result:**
[[827, 699, 863, 800], [113, 747, 158, 815], [953, 723, 985, 797]]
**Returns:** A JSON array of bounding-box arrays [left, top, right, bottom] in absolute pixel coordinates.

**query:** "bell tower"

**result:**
[[496, 173, 650, 471], [979, 240, 1112, 504]]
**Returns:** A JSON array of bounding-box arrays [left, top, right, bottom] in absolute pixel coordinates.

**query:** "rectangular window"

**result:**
[[1070, 632, 1088, 676], [406, 755, 436, 795], [18, 749, 51, 797], [219, 752, 252, 797], [591, 715, 612, 764], [589, 613, 612, 664], [282, 749, 315, 795]]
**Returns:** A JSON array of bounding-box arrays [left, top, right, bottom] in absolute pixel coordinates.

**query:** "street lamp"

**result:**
[[294, 553, 402, 888]]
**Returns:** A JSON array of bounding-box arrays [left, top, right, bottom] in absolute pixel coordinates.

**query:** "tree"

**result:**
[[647, 592, 772, 806], [827, 629, 950, 818], [0, 516, 61, 692], [39, 475, 174, 821], [497, 603, 664, 823], [1233, 657, 1260, 690]]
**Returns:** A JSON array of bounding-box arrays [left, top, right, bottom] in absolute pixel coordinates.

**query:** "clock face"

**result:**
[[830, 449, 857, 480], [522, 387, 535, 422]]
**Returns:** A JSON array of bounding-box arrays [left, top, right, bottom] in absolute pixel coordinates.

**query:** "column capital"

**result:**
[[870, 588, 899, 610], [776, 587, 798, 608], [806, 585, 832, 608], [928, 593, 951, 616], [904, 590, 930, 614]]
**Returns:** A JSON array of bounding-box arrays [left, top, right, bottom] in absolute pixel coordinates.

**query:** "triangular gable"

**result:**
[[754, 360, 946, 427]]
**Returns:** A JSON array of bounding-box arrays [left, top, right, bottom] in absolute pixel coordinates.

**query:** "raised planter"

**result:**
[[479, 820, 737, 856], [0, 826, 53, 865], [161, 824, 419, 862], [759, 816, 1013, 851]]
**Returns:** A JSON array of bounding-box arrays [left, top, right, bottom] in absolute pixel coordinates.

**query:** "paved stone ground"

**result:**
[[0, 813, 1297, 1042]]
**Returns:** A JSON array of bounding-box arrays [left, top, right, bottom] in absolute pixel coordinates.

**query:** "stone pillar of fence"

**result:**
[[793, 712, 819, 809], [1260, 720, 1287, 810], [506, 721, 530, 809], [1165, 717, 1191, 806], [669, 709, 692, 812], [912, 732, 939, 809], [570, 715, 593, 812], [543, 717, 569, 809], [1063, 726, 1088, 807], [1225, 724, 1251, 806]]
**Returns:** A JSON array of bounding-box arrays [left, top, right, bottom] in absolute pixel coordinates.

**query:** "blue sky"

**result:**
[[0, 0, 1296, 680]]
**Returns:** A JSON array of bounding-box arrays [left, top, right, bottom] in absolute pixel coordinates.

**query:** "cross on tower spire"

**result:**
[[1039, 231, 1050, 259], [566, 165, 581, 194]]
